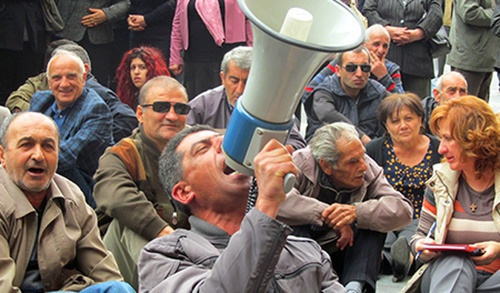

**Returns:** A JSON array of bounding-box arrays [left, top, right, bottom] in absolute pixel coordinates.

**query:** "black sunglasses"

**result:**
[[344, 64, 371, 73], [141, 101, 191, 115]]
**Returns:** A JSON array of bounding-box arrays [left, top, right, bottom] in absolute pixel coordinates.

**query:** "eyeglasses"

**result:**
[[141, 101, 191, 115], [343, 64, 371, 73]]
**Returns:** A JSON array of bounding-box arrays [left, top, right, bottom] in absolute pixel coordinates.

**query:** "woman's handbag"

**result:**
[[41, 0, 65, 33], [429, 26, 451, 58]]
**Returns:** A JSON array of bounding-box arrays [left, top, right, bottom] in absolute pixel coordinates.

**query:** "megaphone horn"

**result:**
[[223, 0, 365, 191]]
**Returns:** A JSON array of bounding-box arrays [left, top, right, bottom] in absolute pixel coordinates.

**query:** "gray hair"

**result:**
[[46, 50, 86, 78], [220, 46, 253, 75], [434, 71, 468, 91], [309, 122, 360, 167], [55, 44, 92, 70], [0, 112, 59, 148], [159, 124, 214, 215], [138, 75, 188, 106], [365, 24, 391, 43]]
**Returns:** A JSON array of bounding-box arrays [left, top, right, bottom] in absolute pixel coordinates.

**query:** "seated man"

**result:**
[[278, 122, 412, 293], [5, 39, 137, 143], [303, 24, 403, 103], [304, 47, 389, 144], [422, 71, 468, 134], [187, 46, 307, 150], [93, 76, 191, 289], [137, 125, 345, 292], [29, 50, 113, 207], [0, 112, 134, 292]]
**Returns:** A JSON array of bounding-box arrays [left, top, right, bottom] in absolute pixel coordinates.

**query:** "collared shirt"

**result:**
[[49, 101, 73, 130]]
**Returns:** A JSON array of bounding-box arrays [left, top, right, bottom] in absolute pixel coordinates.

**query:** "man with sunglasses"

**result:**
[[304, 46, 389, 144], [93, 76, 191, 289]]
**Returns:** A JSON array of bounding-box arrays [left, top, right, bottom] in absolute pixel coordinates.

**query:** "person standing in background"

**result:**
[[0, 0, 47, 105], [55, 0, 130, 86], [127, 0, 176, 71], [363, 0, 443, 99], [446, 0, 499, 102], [169, 0, 252, 99]]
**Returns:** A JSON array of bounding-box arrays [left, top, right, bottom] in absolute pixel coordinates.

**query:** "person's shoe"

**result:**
[[391, 236, 411, 282]]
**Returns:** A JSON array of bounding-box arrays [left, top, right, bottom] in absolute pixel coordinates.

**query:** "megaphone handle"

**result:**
[[283, 173, 296, 193]]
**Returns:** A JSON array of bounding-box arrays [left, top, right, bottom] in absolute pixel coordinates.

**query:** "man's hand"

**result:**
[[156, 225, 174, 238], [254, 139, 298, 218], [471, 241, 500, 266], [335, 224, 354, 250], [321, 203, 357, 230], [360, 134, 371, 146], [81, 8, 107, 27], [128, 14, 147, 31], [369, 51, 388, 79], [169, 64, 183, 76]]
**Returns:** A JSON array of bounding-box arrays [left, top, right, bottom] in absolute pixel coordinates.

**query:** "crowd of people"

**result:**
[[0, 0, 499, 292]]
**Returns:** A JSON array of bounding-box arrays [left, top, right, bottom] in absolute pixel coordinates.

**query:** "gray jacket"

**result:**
[[56, 0, 130, 44], [447, 0, 499, 72], [187, 85, 307, 150], [305, 74, 388, 140], [138, 208, 345, 292], [278, 147, 413, 232]]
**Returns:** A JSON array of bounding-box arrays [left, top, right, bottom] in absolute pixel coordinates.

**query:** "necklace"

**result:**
[[467, 174, 494, 213]]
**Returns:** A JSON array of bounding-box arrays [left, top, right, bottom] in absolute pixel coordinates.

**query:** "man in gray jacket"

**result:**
[[187, 46, 307, 151], [137, 125, 345, 292], [278, 122, 413, 293]]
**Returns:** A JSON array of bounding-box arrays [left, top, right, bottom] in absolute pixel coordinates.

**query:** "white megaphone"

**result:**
[[222, 0, 365, 192]]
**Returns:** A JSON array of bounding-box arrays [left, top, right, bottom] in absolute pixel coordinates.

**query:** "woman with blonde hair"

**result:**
[[403, 95, 500, 292]]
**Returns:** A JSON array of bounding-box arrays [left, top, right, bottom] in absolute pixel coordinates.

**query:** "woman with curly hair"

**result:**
[[404, 95, 500, 292], [115, 46, 170, 110]]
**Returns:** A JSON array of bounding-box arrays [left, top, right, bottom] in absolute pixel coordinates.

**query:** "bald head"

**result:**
[[0, 112, 60, 197]]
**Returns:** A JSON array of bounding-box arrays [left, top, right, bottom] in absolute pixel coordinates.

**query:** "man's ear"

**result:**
[[136, 105, 144, 124], [433, 88, 441, 103], [0, 146, 6, 168], [335, 64, 341, 77], [219, 71, 225, 85], [84, 64, 91, 75], [172, 181, 194, 205], [319, 159, 334, 176]]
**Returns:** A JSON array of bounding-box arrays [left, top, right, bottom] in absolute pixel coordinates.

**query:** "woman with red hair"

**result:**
[[115, 46, 170, 110]]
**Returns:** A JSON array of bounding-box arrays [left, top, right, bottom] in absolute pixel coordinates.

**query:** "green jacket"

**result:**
[[94, 127, 189, 240], [447, 0, 499, 72]]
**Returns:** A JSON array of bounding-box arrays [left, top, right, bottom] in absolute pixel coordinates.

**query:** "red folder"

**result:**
[[420, 243, 484, 256]]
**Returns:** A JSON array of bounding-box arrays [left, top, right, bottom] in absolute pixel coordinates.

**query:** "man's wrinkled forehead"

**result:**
[[177, 130, 221, 156]]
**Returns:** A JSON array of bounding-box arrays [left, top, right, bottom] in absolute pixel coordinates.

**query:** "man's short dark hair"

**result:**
[[159, 124, 214, 215], [337, 46, 370, 67]]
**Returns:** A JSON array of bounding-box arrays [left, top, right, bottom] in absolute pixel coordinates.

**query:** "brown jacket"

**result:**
[[0, 167, 122, 292]]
